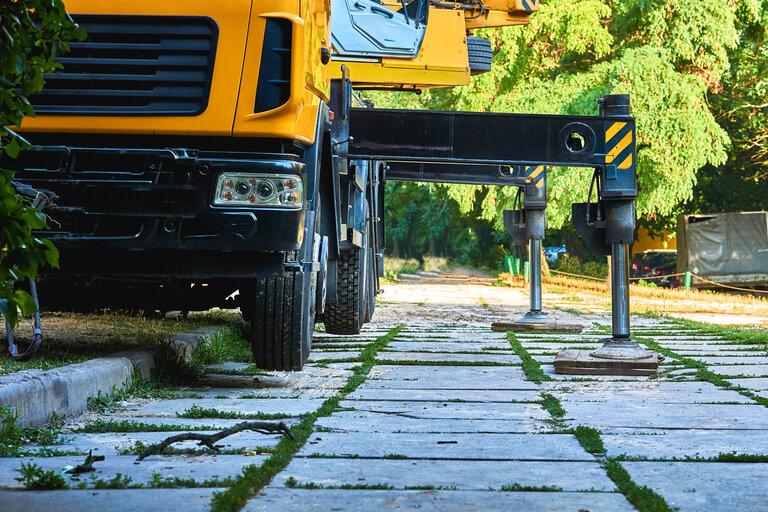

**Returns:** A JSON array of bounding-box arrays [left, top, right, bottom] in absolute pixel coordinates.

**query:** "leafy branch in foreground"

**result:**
[[0, 1, 82, 326]]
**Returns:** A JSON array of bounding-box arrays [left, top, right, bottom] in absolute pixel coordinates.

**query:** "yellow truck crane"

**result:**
[[10, 0, 643, 371]]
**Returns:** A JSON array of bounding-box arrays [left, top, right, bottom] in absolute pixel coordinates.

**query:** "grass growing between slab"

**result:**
[[573, 426, 605, 455], [672, 318, 768, 349], [210, 324, 403, 512], [500, 483, 563, 492], [177, 405, 291, 421], [603, 460, 675, 512], [540, 393, 565, 419], [638, 336, 768, 408], [569, 423, 674, 511], [616, 452, 768, 463], [0, 408, 67, 457], [507, 332, 551, 383], [73, 419, 218, 434]]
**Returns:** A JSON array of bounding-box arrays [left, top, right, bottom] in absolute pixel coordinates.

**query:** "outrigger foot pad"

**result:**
[[554, 339, 659, 376], [491, 312, 584, 333]]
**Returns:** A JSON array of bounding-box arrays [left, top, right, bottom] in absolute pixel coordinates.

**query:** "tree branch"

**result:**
[[136, 420, 294, 461]]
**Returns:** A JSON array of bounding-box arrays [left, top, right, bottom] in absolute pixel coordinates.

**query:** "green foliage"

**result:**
[[574, 425, 605, 454], [0, 407, 65, 456], [0, 1, 82, 326], [603, 459, 674, 512], [191, 326, 252, 365], [92, 473, 134, 489], [370, 0, 768, 265], [15, 462, 69, 490]]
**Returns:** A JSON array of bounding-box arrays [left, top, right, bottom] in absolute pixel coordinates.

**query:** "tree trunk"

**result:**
[[392, 238, 401, 259]]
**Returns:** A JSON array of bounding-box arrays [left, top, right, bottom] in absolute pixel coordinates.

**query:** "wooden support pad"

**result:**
[[554, 349, 659, 376], [490, 322, 584, 333]]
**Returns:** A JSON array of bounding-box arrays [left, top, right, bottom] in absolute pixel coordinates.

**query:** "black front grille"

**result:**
[[31, 15, 218, 115]]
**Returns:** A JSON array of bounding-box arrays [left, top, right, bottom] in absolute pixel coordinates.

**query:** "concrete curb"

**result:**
[[0, 326, 222, 427]]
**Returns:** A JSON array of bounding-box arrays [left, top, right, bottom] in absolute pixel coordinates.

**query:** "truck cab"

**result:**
[[10, 0, 533, 371]]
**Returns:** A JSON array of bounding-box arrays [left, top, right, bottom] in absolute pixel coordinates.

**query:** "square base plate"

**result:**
[[554, 349, 659, 376], [491, 321, 584, 333]]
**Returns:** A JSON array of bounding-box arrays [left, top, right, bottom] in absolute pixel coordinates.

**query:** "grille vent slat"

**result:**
[[31, 15, 218, 116]]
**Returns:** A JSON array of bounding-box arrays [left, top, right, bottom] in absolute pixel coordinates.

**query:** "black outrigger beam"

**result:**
[[349, 94, 658, 372]]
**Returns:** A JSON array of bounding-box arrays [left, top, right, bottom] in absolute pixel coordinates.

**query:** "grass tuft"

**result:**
[[507, 332, 551, 383], [574, 425, 605, 455], [177, 405, 291, 421], [500, 483, 563, 492], [603, 459, 674, 512], [540, 393, 565, 419]]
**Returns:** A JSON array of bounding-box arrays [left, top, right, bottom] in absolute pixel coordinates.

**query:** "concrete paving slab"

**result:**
[[624, 462, 768, 512], [544, 381, 754, 404], [73, 415, 247, 430], [523, 343, 601, 352], [676, 349, 767, 356], [366, 365, 536, 389], [0, 454, 264, 489], [602, 429, 768, 458], [245, 488, 635, 511], [189, 388, 334, 399], [307, 351, 361, 362], [279, 458, 614, 491], [347, 388, 541, 403], [687, 356, 768, 365], [700, 365, 768, 377], [376, 352, 520, 364], [0, 488, 223, 512], [316, 411, 550, 433], [338, 399, 548, 421], [125, 398, 323, 417], [727, 378, 768, 391], [384, 341, 511, 352], [564, 402, 768, 430], [47, 429, 284, 456], [298, 432, 591, 460]]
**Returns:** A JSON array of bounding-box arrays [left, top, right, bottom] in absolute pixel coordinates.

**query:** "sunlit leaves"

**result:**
[[1, 1, 81, 326]]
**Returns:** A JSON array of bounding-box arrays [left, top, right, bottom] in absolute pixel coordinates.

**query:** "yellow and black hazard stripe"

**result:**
[[520, 0, 538, 13], [604, 121, 634, 170], [518, 165, 546, 188]]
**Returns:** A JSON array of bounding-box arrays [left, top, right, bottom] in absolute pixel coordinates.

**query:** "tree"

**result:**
[[371, 0, 767, 264], [690, 2, 768, 214], [0, 1, 81, 326]]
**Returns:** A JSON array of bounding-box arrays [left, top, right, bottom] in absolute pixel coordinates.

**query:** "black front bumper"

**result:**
[[10, 143, 307, 279]]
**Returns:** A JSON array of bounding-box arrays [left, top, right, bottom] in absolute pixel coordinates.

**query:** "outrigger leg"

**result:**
[[491, 167, 582, 333]]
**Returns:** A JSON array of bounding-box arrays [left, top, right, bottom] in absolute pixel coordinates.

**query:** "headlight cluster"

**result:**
[[213, 173, 303, 208]]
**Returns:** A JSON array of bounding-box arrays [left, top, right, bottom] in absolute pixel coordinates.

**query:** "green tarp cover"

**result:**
[[678, 212, 768, 280]]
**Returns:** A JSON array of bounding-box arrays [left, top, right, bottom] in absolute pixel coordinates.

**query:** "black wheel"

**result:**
[[242, 211, 320, 371], [324, 202, 374, 336], [323, 245, 366, 335], [467, 36, 492, 75]]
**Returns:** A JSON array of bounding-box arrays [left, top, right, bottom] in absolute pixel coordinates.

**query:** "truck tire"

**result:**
[[245, 271, 313, 370], [323, 245, 366, 335], [243, 212, 320, 371], [467, 36, 492, 75]]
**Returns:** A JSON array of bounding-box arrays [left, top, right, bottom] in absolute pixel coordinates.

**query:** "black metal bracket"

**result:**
[[349, 94, 638, 341]]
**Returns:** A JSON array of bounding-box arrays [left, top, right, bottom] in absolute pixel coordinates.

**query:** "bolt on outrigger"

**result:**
[[350, 94, 658, 372]]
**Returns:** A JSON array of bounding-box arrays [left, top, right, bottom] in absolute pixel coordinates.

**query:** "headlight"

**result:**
[[213, 173, 303, 208]]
